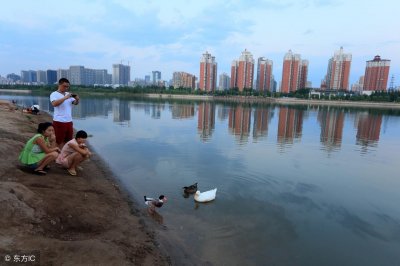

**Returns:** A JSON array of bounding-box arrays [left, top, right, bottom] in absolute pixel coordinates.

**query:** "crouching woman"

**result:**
[[19, 122, 60, 175], [56, 130, 91, 176]]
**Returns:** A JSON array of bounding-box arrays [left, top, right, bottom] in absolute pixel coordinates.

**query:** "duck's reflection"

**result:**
[[148, 210, 164, 225]]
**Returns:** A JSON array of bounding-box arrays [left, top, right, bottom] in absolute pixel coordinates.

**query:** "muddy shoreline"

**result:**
[[0, 100, 195, 265]]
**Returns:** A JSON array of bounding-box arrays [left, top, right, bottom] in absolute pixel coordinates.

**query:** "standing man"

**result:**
[[50, 78, 80, 149]]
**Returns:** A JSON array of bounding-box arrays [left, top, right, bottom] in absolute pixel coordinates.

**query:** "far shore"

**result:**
[[2, 88, 399, 109], [145, 93, 400, 109], [0, 89, 32, 93]]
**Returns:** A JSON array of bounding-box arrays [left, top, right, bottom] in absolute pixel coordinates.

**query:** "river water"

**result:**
[[3, 93, 400, 266]]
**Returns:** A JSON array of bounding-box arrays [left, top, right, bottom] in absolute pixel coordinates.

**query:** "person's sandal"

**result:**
[[33, 169, 47, 175], [67, 169, 77, 176]]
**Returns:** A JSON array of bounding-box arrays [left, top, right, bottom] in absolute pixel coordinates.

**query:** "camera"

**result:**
[[71, 94, 77, 98]]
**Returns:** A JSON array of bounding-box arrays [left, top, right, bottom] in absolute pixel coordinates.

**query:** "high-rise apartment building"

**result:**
[[6, 73, 20, 82], [145, 75, 151, 85], [56, 67, 110, 85], [256, 57, 273, 92], [94, 69, 112, 85], [57, 69, 69, 81], [199, 51, 217, 92], [36, 70, 47, 84], [280, 50, 308, 93], [351, 76, 364, 92], [272, 78, 277, 92], [85, 68, 96, 85], [172, 71, 196, 89], [113, 64, 131, 85], [299, 60, 309, 89], [325, 47, 352, 90], [363, 55, 390, 91], [218, 73, 230, 90], [152, 71, 161, 84], [231, 49, 255, 91], [69, 66, 85, 85], [46, 70, 57, 85], [21, 70, 37, 83]]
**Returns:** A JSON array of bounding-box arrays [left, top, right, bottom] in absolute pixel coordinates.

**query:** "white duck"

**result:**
[[194, 188, 217, 202]]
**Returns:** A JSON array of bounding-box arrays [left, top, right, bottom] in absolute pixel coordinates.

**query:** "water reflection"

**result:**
[[147, 103, 164, 119], [2, 94, 396, 153], [170, 103, 195, 119], [2, 93, 400, 265], [217, 105, 229, 121], [277, 107, 303, 145], [253, 108, 272, 140], [197, 102, 215, 141], [148, 210, 164, 225], [73, 98, 112, 118], [318, 107, 345, 151], [355, 112, 382, 148], [228, 104, 251, 143], [112, 99, 130, 125]]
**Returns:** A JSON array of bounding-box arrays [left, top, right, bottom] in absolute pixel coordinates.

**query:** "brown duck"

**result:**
[[183, 182, 198, 194]]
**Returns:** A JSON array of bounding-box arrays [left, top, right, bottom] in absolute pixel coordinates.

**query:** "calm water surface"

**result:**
[[3, 94, 400, 266]]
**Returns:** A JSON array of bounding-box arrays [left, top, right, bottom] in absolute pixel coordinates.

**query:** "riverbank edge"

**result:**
[[0, 100, 180, 265], [144, 94, 400, 109], [2, 89, 400, 109]]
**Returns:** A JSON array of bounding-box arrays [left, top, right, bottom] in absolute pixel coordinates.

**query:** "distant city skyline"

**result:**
[[0, 0, 399, 88], [1, 51, 394, 91]]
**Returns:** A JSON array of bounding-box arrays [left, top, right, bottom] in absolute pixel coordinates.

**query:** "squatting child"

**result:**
[[56, 130, 92, 176]]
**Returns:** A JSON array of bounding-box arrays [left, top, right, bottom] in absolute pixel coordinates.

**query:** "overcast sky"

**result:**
[[0, 0, 399, 88]]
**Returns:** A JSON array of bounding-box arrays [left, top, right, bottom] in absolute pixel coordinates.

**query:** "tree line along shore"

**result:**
[[1, 85, 400, 109]]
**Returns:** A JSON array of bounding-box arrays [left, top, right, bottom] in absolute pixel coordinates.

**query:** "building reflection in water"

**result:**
[[197, 102, 215, 140], [318, 107, 345, 151], [12, 95, 390, 151], [355, 112, 382, 148], [277, 107, 303, 145], [72, 98, 113, 119], [112, 99, 130, 125], [228, 104, 251, 143], [217, 105, 230, 121], [151, 103, 164, 119], [171, 103, 195, 119], [253, 108, 272, 140]]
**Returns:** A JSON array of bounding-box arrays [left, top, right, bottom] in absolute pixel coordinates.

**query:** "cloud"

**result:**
[[303, 29, 314, 35], [0, 0, 399, 86]]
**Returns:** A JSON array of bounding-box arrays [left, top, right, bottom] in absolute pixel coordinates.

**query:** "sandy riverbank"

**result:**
[[0, 89, 32, 94], [0, 100, 172, 265]]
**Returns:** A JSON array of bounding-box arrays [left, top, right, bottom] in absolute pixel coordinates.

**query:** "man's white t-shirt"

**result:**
[[50, 91, 75, 122]]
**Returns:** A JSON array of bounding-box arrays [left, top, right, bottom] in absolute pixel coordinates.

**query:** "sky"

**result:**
[[0, 0, 399, 88]]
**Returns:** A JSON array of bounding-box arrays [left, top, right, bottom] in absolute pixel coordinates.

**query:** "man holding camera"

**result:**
[[50, 78, 80, 149]]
